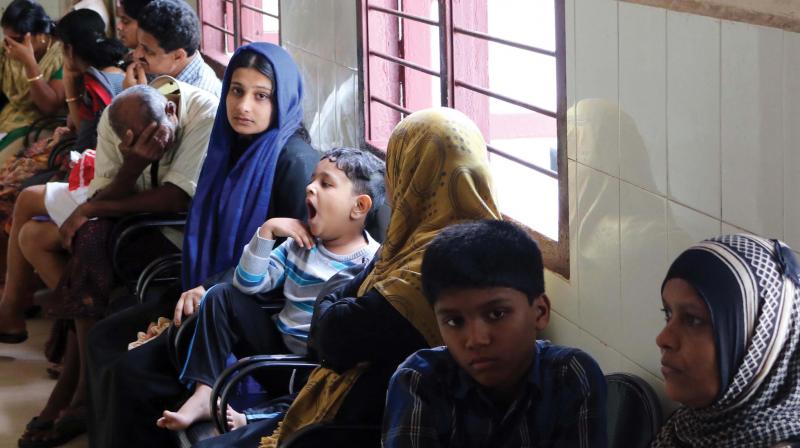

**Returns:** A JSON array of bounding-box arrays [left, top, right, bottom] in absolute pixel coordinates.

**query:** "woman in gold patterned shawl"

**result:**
[[196, 107, 502, 448], [0, 0, 64, 159]]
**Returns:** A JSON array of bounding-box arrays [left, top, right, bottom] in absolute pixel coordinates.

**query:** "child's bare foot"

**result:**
[[156, 384, 212, 431], [226, 405, 247, 430]]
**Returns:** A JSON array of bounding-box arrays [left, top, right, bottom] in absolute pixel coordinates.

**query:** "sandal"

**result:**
[[0, 330, 28, 344], [17, 407, 87, 448], [17, 416, 54, 447]]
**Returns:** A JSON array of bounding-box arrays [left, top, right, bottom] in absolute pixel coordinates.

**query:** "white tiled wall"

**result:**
[[280, 0, 361, 151], [281, 0, 800, 418], [543, 0, 799, 417]]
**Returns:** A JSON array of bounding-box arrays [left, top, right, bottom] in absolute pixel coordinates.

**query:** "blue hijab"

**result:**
[[182, 43, 304, 289]]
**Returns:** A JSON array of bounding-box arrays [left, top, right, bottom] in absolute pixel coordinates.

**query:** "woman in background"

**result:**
[[0, 8, 126, 345], [654, 235, 800, 447], [10, 8, 127, 448], [0, 0, 64, 159]]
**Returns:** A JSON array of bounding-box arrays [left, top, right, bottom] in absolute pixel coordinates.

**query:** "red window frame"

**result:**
[[199, 0, 281, 68], [359, 0, 569, 277]]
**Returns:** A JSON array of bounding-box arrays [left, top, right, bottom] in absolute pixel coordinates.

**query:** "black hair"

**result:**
[[320, 147, 386, 222], [137, 0, 199, 56], [421, 220, 545, 306], [107, 84, 167, 138], [119, 0, 155, 20], [1, 0, 54, 35], [228, 50, 275, 85], [55, 9, 126, 69], [227, 49, 311, 143]]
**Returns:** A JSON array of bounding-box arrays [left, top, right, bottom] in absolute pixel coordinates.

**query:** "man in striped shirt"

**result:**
[[382, 220, 608, 447], [125, 0, 221, 97]]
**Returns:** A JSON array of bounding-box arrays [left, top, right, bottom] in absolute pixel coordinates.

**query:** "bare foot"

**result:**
[[156, 384, 212, 431], [226, 405, 247, 430]]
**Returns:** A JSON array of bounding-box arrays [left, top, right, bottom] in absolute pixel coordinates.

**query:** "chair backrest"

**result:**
[[365, 203, 391, 243], [606, 372, 663, 448]]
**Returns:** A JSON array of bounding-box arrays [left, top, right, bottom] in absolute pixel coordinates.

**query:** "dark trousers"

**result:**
[[180, 283, 286, 387], [86, 287, 182, 448], [192, 417, 280, 448], [87, 283, 287, 448]]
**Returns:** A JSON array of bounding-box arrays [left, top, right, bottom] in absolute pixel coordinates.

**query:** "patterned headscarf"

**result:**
[[653, 234, 800, 447], [259, 107, 502, 447]]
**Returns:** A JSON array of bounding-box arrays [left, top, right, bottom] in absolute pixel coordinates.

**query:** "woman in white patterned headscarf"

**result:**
[[653, 234, 800, 447]]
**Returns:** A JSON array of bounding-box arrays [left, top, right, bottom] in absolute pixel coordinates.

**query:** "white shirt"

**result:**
[[88, 76, 218, 199]]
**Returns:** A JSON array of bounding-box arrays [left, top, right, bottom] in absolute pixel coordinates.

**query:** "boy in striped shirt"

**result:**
[[231, 147, 383, 354], [158, 147, 383, 431]]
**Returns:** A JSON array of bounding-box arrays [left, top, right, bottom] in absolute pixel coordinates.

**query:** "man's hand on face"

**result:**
[[118, 121, 172, 164], [123, 61, 148, 89]]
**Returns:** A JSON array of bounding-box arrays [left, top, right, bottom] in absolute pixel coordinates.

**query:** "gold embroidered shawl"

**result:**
[[260, 107, 502, 447]]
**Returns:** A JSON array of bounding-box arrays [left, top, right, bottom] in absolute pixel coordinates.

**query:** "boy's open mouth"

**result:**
[[307, 199, 318, 220]]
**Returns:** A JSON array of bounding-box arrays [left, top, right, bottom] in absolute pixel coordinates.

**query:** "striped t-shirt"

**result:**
[[233, 230, 380, 355]]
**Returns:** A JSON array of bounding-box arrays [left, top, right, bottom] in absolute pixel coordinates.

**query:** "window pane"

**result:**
[[490, 155, 559, 241], [404, 70, 440, 112], [260, 0, 278, 16], [367, 7, 402, 59], [454, 34, 557, 114], [241, 6, 278, 44], [367, 100, 403, 150], [456, 87, 556, 173], [225, 1, 235, 53], [452, 0, 556, 53], [400, 0, 440, 74], [368, 56, 402, 105]]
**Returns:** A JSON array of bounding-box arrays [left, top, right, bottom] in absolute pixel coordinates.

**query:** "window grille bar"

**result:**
[[240, 3, 279, 20], [453, 26, 556, 57], [370, 95, 414, 116], [202, 21, 234, 37], [369, 49, 441, 77], [487, 144, 558, 179], [454, 79, 556, 119], [367, 4, 438, 27]]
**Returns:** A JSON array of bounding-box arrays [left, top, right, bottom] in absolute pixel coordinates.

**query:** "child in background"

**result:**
[[382, 219, 608, 447], [156, 147, 384, 430]]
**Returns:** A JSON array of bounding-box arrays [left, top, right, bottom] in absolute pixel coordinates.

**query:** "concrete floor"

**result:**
[[0, 317, 88, 447]]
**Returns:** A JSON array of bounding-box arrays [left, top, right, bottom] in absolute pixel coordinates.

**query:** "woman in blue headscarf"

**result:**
[[84, 43, 318, 448], [654, 234, 800, 447]]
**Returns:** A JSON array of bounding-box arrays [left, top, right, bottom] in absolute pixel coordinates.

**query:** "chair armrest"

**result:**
[[136, 253, 182, 303], [111, 212, 187, 283], [47, 135, 77, 170], [210, 354, 319, 434], [24, 115, 66, 147]]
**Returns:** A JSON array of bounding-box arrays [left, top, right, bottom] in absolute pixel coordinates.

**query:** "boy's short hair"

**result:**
[[422, 220, 545, 305], [137, 0, 200, 56], [321, 147, 386, 221]]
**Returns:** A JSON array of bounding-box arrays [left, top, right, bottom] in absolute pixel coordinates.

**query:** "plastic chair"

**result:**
[[605, 372, 663, 448]]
